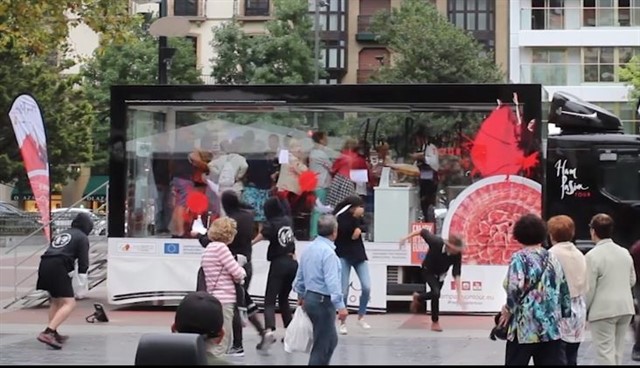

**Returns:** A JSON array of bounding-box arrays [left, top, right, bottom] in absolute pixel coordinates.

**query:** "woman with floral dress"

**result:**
[[499, 213, 571, 366], [548, 215, 588, 366]]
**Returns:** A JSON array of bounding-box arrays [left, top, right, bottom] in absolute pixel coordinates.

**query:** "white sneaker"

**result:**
[[357, 319, 371, 329], [339, 323, 348, 335]]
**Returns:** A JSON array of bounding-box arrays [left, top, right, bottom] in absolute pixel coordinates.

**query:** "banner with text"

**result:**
[[8, 94, 51, 241], [410, 222, 435, 265]]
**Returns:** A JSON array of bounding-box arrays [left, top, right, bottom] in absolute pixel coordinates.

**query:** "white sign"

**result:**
[[554, 159, 589, 199], [438, 265, 507, 313]]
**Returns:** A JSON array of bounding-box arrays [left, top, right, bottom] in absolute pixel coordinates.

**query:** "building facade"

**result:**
[[510, 0, 640, 133], [236, 0, 510, 84]]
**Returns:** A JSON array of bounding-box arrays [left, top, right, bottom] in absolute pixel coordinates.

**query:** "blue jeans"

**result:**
[[340, 259, 371, 317], [304, 291, 338, 366]]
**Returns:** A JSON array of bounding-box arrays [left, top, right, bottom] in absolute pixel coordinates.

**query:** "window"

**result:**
[[530, 48, 568, 85], [600, 150, 640, 201], [320, 41, 346, 69], [447, 0, 495, 53], [583, 0, 640, 26], [245, 0, 269, 16], [314, 0, 347, 32], [531, 0, 565, 29], [174, 0, 199, 16], [583, 47, 640, 82]]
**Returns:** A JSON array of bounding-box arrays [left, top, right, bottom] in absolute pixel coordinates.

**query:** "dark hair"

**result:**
[[512, 213, 547, 246], [221, 190, 253, 215], [174, 292, 223, 339], [332, 196, 365, 216], [589, 213, 614, 239], [263, 196, 291, 220], [311, 131, 327, 144]]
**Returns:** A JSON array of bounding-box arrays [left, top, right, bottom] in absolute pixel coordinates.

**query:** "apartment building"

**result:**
[[64, 1, 236, 77], [510, 0, 640, 133], [236, 0, 510, 84]]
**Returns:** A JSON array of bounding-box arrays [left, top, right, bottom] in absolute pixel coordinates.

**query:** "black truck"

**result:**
[[544, 92, 640, 252]]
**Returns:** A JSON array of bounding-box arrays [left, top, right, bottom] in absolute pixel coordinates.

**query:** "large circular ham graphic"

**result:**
[[441, 175, 542, 265]]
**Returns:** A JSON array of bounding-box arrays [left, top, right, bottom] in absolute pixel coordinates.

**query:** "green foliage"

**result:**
[[81, 17, 203, 173], [0, 50, 94, 186], [366, 0, 504, 142], [211, 0, 318, 85], [619, 54, 640, 105]]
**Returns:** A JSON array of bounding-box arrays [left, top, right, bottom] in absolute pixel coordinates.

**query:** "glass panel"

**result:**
[[584, 64, 599, 81], [601, 151, 640, 201], [583, 47, 599, 63], [340, 48, 345, 68], [456, 0, 465, 10], [600, 47, 614, 63], [330, 0, 338, 12], [600, 64, 615, 81], [478, 0, 488, 11], [466, 13, 477, 30], [597, 0, 615, 25], [619, 47, 634, 64], [329, 48, 338, 68], [468, 0, 476, 10], [123, 97, 543, 243], [532, 49, 550, 63], [329, 15, 338, 31], [455, 13, 465, 26], [478, 12, 488, 30]]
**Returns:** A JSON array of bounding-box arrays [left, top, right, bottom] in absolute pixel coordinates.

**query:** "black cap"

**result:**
[[174, 292, 223, 338]]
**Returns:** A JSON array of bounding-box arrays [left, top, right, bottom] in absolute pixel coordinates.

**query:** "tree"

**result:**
[[81, 18, 203, 174], [364, 0, 504, 142], [370, 0, 503, 84], [211, 0, 318, 85], [0, 51, 94, 186], [0, 0, 134, 186], [619, 54, 640, 106]]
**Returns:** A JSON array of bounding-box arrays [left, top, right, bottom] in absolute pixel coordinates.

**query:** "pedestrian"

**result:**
[[499, 213, 571, 366], [35, 212, 93, 349], [251, 197, 298, 340], [547, 215, 588, 365], [201, 217, 246, 358], [630, 239, 640, 362], [219, 190, 273, 356], [585, 214, 636, 365], [172, 292, 232, 365], [400, 227, 465, 332], [293, 214, 348, 366], [333, 196, 372, 334]]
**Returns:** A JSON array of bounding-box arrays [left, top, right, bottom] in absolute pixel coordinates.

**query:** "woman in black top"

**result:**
[[252, 197, 298, 334], [333, 196, 372, 335]]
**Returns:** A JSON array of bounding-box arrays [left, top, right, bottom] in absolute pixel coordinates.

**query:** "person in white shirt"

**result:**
[[309, 131, 332, 239], [410, 129, 439, 223]]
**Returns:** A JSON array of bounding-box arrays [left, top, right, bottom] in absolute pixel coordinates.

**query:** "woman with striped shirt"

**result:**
[[202, 217, 246, 357]]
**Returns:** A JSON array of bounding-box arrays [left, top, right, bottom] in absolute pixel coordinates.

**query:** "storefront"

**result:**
[[107, 84, 543, 312]]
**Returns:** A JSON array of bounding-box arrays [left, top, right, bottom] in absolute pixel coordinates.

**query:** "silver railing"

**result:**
[[3, 181, 109, 309]]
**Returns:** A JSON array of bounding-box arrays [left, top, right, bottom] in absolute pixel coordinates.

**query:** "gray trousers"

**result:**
[[590, 314, 633, 365]]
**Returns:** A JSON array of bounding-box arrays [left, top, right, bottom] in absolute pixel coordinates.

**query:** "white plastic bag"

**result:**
[[70, 264, 89, 300], [284, 307, 314, 354]]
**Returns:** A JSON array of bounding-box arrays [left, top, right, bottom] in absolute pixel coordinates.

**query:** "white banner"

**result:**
[[438, 265, 508, 313], [8, 94, 51, 241], [107, 238, 388, 311]]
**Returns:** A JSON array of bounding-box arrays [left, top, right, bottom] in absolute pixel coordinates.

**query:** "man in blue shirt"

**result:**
[[294, 214, 348, 366]]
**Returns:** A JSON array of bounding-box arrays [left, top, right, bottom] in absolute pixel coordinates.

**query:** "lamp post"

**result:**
[[158, 0, 168, 84], [312, 1, 328, 128]]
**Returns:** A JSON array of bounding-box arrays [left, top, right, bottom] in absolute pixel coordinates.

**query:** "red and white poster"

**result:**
[[410, 222, 435, 265], [8, 94, 51, 241]]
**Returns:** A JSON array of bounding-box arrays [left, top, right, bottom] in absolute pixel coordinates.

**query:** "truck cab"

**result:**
[[544, 92, 640, 252]]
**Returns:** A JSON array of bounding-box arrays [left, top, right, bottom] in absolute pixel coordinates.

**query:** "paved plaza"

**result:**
[[0, 246, 636, 365]]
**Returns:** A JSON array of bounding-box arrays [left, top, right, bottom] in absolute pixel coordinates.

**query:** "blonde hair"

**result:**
[[208, 217, 237, 245]]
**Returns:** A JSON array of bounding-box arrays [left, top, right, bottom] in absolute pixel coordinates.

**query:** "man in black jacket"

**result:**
[[36, 212, 93, 349]]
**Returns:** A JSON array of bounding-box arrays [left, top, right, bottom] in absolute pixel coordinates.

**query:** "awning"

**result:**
[[83, 176, 109, 201], [11, 187, 61, 201]]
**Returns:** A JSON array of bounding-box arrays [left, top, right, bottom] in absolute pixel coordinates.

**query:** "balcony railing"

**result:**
[[520, 6, 640, 30], [357, 69, 376, 84], [519, 63, 631, 85], [200, 75, 215, 84]]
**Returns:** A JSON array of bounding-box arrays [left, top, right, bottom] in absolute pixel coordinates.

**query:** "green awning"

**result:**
[[11, 187, 34, 201], [83, 176, 109, 201]]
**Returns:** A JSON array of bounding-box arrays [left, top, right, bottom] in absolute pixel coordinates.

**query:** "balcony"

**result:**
[[357, 69, 376, 84], [356, 15, 377, 42], [520, 6, 640, 30]]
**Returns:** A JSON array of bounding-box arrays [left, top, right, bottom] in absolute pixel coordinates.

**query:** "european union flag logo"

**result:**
[[164, 243, 180, 254]]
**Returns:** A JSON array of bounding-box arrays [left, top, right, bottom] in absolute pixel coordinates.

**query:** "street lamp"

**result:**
[[132, 0, 190, 84]]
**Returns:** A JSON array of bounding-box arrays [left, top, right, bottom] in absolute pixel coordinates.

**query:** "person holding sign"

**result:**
[[399, 227, 465, 332]]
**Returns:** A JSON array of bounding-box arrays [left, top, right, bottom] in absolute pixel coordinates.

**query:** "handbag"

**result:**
[[491, 253, 550, 340]]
